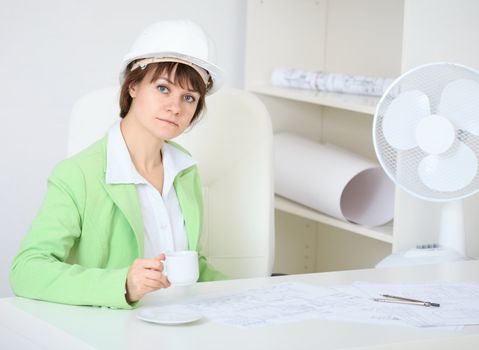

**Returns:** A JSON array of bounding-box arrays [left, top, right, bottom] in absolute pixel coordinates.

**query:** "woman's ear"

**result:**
[[128, 82, 138, 98]]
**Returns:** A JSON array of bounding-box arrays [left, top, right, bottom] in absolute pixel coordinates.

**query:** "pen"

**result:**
[[373, 294, 440, 307]]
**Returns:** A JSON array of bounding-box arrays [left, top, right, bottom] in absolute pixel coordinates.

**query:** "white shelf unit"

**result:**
[[245, 0, 479, 274], [249, 85, 379, 115], [275, 195, 393, 244]]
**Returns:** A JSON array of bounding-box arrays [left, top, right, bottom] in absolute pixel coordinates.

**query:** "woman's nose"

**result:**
[[166, 96, 181, 115]]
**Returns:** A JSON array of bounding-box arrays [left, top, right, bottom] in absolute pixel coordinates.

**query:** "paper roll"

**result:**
[[271, 68, 395, 97], [274, 133, 394, 226]]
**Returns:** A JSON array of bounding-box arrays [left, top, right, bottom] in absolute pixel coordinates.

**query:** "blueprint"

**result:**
[[181, 281, 479, 328]]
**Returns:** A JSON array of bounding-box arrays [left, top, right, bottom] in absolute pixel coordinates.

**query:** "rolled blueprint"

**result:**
[[271, 68, 395, 97], [274, 133, 394, 226]]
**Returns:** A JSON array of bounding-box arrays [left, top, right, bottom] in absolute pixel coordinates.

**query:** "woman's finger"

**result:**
[[144, 270, 170, 288], [135, 258, 163, 271]]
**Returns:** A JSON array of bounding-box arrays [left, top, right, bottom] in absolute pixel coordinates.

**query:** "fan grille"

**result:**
[[373, 63, 479, 201]]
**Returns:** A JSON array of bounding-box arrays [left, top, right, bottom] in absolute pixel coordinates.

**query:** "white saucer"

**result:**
[[136, 305, 203, 325]]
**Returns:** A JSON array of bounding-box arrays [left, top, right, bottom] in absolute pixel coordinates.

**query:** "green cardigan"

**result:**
[[10, 136, 225, 309]]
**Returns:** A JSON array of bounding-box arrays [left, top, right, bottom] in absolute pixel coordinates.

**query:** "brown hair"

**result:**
[[119, 61, 209, 124]]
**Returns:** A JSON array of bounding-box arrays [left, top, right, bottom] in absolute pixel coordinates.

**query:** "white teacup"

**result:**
[[163, 250, 199, 286]]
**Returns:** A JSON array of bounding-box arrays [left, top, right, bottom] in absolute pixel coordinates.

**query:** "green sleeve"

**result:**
[[9, 161, 133, 309], [198, 254, 228, 282]]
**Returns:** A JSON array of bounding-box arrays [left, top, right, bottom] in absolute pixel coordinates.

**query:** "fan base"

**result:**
[[375, 247, 470, 268]]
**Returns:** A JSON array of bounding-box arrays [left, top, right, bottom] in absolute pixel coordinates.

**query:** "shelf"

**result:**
[[250, 84, 379, 115], [274, 195, 393, 244]]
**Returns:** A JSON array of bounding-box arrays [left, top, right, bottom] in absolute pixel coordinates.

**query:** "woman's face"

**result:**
[[127, 67, 200, 140]]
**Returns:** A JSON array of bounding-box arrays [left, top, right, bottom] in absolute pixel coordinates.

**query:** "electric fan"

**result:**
[[373, 62, 479, 267]]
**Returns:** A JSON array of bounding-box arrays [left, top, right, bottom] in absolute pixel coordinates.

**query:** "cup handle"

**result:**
[[160, 259, 168, 277]]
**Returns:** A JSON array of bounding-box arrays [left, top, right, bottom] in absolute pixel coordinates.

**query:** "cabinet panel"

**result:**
[[325, 0, 404, 77], [321, 107, 376, 160], [273, 210, 318, 274], [401, 0, 479, 71], [257, 94, 323, 140], [274, 209, 391, 274], [464, 194, 479, 258], [245, 0, 327, 86], [315, 224, 391, 271]]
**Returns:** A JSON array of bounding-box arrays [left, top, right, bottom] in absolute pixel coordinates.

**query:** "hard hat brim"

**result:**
[[120, 52, 223, 95]]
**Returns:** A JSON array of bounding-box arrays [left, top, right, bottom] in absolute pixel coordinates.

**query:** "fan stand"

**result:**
[[438, 200, 466, 255], [376, 200, 469, 268]]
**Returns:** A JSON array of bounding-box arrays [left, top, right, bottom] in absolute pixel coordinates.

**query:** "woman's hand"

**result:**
[[125, 253, 170, 303]]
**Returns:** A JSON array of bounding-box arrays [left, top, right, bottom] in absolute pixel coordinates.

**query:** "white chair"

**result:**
[[68, 86, 275, 279]]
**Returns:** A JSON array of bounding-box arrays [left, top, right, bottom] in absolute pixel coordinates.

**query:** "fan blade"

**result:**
[[418, 142, 478, 192], [382, 90, 430, 150], [439, 79, 479, 135]]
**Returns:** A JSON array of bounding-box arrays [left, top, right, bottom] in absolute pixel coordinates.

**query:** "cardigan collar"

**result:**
[[106, 121, 196, 197]]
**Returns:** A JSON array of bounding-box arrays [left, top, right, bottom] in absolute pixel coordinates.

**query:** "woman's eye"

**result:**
[[184, 95, 196, 103], [157, 85, 169, 93]]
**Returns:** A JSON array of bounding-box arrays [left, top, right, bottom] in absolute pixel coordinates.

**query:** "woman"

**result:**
[[10, 20, 226, 309]]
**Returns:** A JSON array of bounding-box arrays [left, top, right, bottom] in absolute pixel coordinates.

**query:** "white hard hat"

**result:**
[[120, 20, 223, 94]]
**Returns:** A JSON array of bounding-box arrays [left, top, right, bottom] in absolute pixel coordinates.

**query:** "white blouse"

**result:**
[[105, 121, 196, 258]]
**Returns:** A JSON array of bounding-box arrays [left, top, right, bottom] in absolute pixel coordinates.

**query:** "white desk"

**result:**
[[2, 260, 479, 350]]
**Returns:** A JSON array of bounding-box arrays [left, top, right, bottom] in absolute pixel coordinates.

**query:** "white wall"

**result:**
[[0, 0, 246, 297]]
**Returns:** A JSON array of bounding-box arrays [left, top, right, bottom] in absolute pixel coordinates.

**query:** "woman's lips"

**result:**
[[156, 118, 178, 126]]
